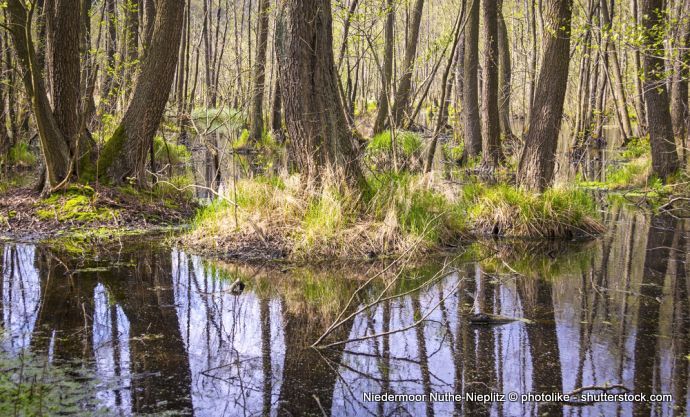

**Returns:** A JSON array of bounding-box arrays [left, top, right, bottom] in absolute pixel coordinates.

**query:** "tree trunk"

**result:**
[[142, 0, 155, 52], [98, 0, 184, 185], [481, 0, 502, 169], [6, 0, 75, 189], [517, 0, 573, 191], [123, 0, 140, 99], [101, 0, 118, 111], [373, 0, 395, 135], [640, 0, 680, 180], [390, 0, 424, 127], [51, 0, 81, 160], [497, 0, 515, 142], [631, 0, 647, 136], [424, 10, 463, 172], [248, 0, 271, 143], [271, 72, 283, 136], [671, 0, 690, 162], [0, 30, 9, 167], [601, 0, 633, 143], [462, 0, 482, 159], [277, 0, 365, 189]]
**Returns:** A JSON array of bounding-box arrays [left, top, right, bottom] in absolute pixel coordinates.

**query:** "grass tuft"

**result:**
[[183, 173, 604, 260]]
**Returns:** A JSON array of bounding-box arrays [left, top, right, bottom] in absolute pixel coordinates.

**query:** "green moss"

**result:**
[[35, 185, 118, 223], [96, 125, 127, 177]]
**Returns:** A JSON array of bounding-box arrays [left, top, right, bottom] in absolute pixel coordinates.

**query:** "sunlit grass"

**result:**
[[184, 172, 604, 260]]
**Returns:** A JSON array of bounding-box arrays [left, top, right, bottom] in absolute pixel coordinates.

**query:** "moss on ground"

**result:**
[[35, 185, 118, 223]]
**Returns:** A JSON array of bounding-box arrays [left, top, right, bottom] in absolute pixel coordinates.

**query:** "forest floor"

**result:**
[[0, 184, 196, 242]]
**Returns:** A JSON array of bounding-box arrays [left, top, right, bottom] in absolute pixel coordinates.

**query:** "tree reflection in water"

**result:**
[[0, 211, 688, 416]]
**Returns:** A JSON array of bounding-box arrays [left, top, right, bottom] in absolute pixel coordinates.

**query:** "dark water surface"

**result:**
[[1, 209, 688, 416]]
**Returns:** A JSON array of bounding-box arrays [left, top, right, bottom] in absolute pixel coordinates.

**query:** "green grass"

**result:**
[[367, 130, 423, 158], [8, 142, 37, 167], [184, 173, 604, 260], [459, 182, 603, 238], [365, 130, 423, 171]]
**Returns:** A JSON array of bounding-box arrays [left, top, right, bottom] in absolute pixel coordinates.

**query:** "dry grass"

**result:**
[[182, 173, 605, 261]]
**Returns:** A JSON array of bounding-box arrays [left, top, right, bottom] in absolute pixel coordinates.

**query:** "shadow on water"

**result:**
[[0, 208, 689, 416]]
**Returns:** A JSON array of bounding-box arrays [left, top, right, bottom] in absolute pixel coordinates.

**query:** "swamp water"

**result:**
[[0, 209, 688, 416]]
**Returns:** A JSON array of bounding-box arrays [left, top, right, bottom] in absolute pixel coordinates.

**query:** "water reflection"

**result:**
[[0, 210, 688, 416]]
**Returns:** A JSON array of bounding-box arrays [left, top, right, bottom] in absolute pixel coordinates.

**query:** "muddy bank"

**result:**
[[0, 185, 196, 241]]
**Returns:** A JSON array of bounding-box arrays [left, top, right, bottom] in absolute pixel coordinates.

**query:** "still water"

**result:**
[[0, 208, 688, 416]]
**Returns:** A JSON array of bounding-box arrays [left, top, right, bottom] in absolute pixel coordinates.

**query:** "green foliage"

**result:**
[[367, 172, 456, 243], [233, 129, 250, 149], [606, 158, 651, 188], [442, 141, 464, 161], [301, 187, 354, 247], [620, 136, 650, 159], [8, 142, 37, 167], [354, 100, 377, 116], [153, 136, 190, 165]]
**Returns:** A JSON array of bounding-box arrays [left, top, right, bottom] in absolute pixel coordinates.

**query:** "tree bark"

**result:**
[[640, 0, 680, 180], [601, 0, 633, 143], [390, 0, 424, 127], [481, 0, 502, 169], [5, 0, 75, 189], [517, 0, 573, 191], [497, 0, 515, 142], [101, 0, 118, 111], [248, 0, 271, 144], [277, 0, 365, 189], [123, 0, 140, 99], [631, 0, 647, 136], [373, 0, 395, 135], [51, 0, 81, 159], [142, 0, 155, 52], [670, 0, 690, 162], [462, 0, 482, 159], [98, 0, 184, 185]]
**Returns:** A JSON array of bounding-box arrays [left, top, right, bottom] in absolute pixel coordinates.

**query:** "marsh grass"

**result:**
[[184, 172, 604, 260], [461, 182, 605, 238]]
